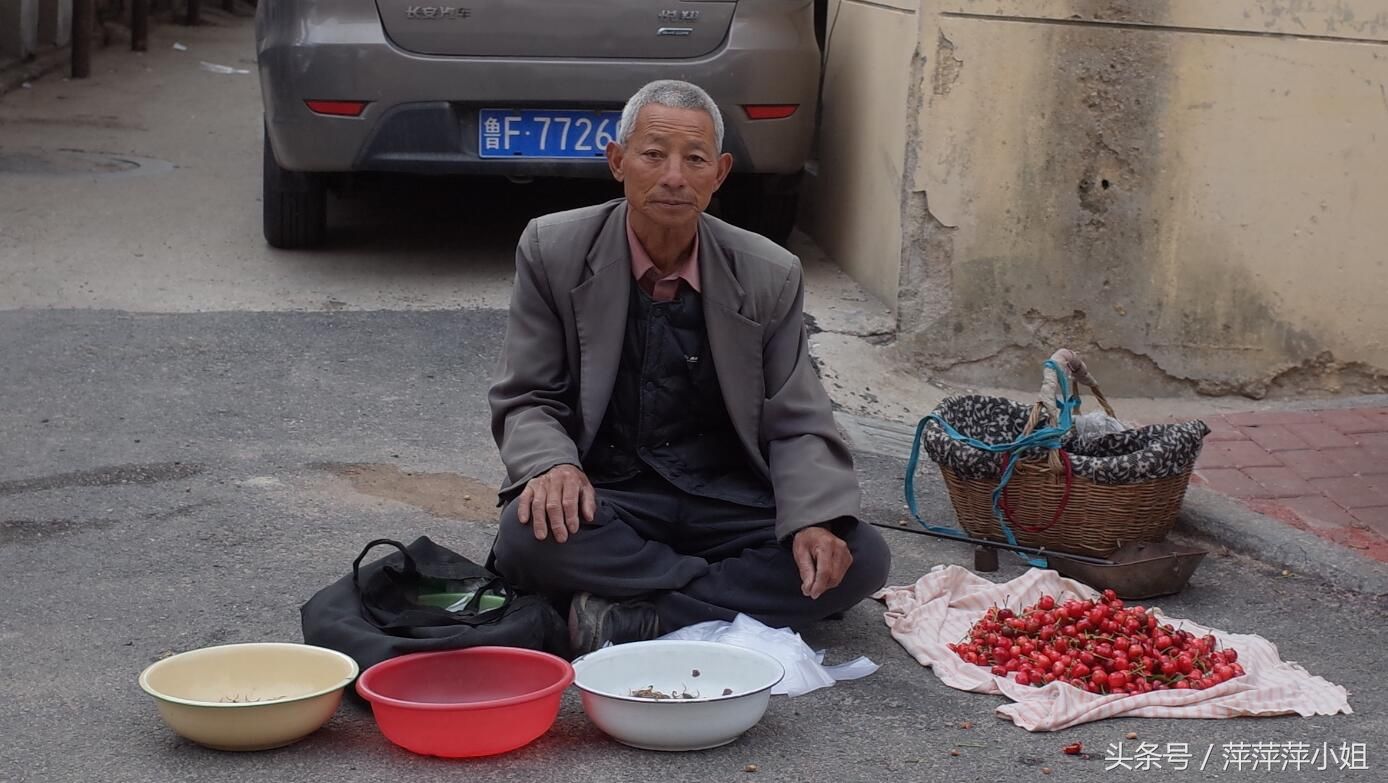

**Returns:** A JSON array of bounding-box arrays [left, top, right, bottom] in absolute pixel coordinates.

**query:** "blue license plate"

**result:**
[[478, 109, 622, 159]]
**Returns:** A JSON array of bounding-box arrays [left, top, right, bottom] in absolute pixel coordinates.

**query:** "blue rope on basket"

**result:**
[[905, 360, 1081, 567]]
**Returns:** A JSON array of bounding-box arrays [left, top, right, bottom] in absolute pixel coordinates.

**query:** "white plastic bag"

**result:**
[[659, 613, 878, 697], [1073, 410, 1128, 438]]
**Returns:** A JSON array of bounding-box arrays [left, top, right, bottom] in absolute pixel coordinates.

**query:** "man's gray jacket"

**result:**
[[488, 199, 860, 541]]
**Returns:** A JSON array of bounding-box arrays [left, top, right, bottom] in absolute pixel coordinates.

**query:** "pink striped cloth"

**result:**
[[875, 566, 1351, 731]]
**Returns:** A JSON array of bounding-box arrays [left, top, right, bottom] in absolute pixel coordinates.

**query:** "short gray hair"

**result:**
[[616, 80, 725, 151]]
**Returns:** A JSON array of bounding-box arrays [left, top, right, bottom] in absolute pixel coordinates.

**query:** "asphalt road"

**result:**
[[1, 13, 1384, 783], [1, 308, 1383, 783]]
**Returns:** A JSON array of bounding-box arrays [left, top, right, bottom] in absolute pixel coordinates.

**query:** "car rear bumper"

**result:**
[[258, 10, 819, 176]]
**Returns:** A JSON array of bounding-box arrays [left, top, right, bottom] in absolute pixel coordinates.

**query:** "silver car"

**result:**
[[255, 1, 822, 249]]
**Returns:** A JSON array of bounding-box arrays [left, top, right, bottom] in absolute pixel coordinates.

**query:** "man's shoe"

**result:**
[[568, 592, 661, 656]]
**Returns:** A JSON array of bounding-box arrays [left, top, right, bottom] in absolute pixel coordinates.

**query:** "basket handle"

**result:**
[[1018, 350, 1117, 474], [1040, 348, 1116, 421], [1016, 403, 1063, 473]]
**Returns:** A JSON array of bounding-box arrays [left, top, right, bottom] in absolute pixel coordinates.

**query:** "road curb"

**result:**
[[1177, 485, 1388, 596], [0, 46, 70, 97]]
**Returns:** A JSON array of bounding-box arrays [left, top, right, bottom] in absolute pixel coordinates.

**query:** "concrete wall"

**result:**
[[812, 0, 1388, 398], [1, 0, 41, 60], [38, 0, 72, 48], [804, 0, 920, 307]]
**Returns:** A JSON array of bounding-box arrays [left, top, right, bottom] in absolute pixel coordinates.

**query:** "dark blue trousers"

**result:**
[[491, 472, 891, 632]]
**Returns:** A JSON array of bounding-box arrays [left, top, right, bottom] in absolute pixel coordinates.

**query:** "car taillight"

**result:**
[[305, 100, 368, 117], [742, 105, 798, 120]]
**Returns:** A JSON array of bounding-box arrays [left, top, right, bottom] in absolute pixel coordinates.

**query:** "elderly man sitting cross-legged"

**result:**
[[488, 80, 891, 656]]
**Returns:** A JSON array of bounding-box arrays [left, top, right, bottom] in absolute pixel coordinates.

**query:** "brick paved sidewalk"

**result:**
[[1187, 407, 1388, 562]]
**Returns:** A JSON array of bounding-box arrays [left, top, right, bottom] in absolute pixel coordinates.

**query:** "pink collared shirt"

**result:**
[[627, 218, 701, 302]]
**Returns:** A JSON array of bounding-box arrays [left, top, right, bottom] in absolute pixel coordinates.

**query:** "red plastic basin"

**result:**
[[356, 646, 574, 758]]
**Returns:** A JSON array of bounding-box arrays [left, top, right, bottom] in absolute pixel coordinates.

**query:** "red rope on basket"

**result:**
[[998, 449, 1074, 534]]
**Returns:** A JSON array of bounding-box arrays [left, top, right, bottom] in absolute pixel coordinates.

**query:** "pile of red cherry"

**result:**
[[949, 589, 1245, 694]]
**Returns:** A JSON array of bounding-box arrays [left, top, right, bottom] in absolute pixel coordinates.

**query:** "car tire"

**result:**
[[718, 173, 802, 247], [263, 129, 327, 250]]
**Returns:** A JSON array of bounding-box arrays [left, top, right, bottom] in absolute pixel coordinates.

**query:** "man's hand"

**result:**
[[792, 525, 853, 600], [516, 464, 597, 543]]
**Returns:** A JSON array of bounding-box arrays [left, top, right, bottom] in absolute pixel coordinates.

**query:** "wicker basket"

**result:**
[[935, 361, 1196, 557], [940, 466, 1193, 557]]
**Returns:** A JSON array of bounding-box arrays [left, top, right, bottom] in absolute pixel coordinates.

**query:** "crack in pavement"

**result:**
[[0, 462, 207, 496]]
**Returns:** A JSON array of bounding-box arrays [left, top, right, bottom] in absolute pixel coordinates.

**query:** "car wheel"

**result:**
[[263, 129, 327, 249], [718, 173, 802, 247]]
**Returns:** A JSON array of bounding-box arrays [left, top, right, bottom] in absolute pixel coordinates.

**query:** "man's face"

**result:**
[[607, 104, 734, 232]]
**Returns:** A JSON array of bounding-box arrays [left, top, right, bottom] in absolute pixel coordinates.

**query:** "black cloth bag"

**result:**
[[300, 536, 567, 673]]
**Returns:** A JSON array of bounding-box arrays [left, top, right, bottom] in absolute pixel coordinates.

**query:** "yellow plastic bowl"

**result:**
[[138, 642, 359, 751]]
